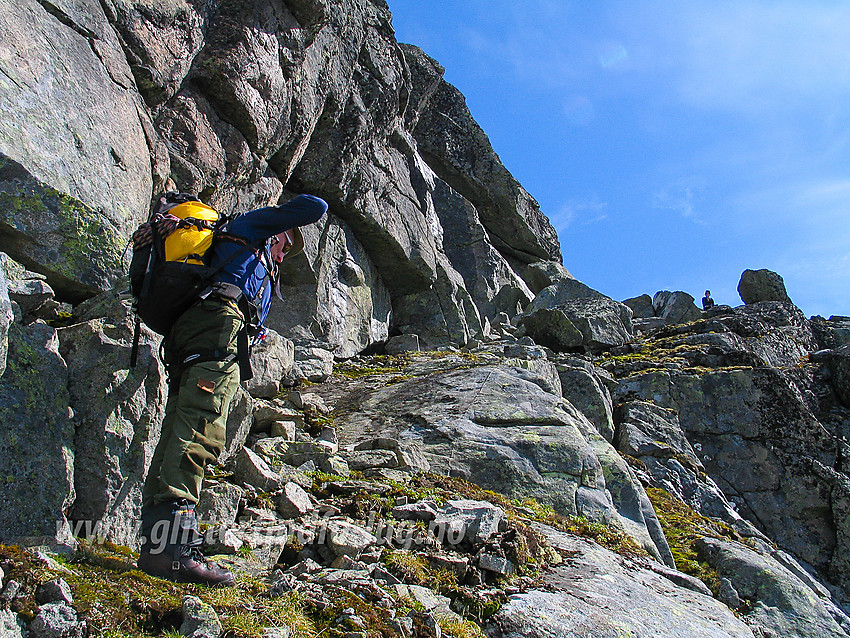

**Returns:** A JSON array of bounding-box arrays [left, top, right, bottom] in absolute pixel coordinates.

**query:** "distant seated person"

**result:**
[[702, 290, 715, 310]]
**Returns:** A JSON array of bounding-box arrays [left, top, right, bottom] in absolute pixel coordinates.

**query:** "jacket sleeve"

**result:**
[[228, 194, 328, 243]]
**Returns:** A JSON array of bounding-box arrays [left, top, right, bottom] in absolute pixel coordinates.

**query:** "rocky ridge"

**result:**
[[3, 260, 850, 637]]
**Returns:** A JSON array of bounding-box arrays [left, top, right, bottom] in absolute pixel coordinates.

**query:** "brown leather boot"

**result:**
[[138, 499, 235, 586], [137, 544, 235, 587]]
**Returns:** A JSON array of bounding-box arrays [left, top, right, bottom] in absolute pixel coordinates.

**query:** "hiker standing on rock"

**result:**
[[136, 190, 327, 586]]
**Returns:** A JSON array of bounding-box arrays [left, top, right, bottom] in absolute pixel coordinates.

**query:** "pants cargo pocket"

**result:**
[[177, 361, 237, 474], [180, 417, 226, 474], [181, 361, 235, 414]]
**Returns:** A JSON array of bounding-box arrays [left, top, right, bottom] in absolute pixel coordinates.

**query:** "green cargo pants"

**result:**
[[142, 296, 243, 507]]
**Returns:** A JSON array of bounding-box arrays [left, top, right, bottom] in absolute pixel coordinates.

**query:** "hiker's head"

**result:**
[[270, 227, 305, 263], [705, 290, 711, 296], [270, 230, 294, 263]]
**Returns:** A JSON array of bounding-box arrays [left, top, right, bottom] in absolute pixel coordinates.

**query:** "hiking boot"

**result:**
[[138, 498, 234, 586], [137, 544, 235, 587]]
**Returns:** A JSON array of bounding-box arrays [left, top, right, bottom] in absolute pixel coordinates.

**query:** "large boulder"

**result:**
[[286, 344, 335, 383], [811, 316, 850, 349], [58, 293, 167, 547], [516, 308, 584, 352], [738, 269, 792, 305], [652, 291, 702, 325], [559, 296, 634, 352], [0, 322, 75, 546], [0, 0, 151, 301], [333, 360, 670, 561], [623, 294, 655, 319], [524, 279, 633, 352]]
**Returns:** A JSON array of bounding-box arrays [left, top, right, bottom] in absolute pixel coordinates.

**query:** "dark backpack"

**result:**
[[128, 193, 255, 367], [130, 193, 226, 334]]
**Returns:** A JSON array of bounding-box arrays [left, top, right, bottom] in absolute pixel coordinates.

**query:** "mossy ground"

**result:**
[[0, 472, 552, 638], [333, 354, 413, 380], [333, 351, 487, 382], [385, 475, 646, 562], [646, 487, 740, 594], [1, 471, 685, 637], [0, 542, 316, 638]]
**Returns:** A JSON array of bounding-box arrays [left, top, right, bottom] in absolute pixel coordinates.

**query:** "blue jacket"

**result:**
[[210, 194, 327, 325]]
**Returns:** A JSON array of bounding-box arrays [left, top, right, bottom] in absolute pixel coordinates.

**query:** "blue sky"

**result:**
[[388, 1, 850, 318]]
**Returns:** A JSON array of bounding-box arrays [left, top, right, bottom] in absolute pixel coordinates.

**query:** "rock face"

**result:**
[[0, 321, 75, 546], [1, 0, 561, 355], [58, 293, 167, 548], [0, 0, 563, 548], [265, 213, 392, 359], [0, 0, 150, 302], [614, 400, 756, 537], [603, 300, 850, 607], [697, 537, 850, 638], [738, 269, 792, 305], [331, 356, 672, 564], [485, 525, 756, 638]]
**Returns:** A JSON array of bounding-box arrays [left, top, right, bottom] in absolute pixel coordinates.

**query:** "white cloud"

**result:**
[[555, 198, 609, 232], [730, 176, 850, 227], [652, 181, 703, 220], [798, 179, 850, 206], [467, 32, 582, 88], [597, 41, 629, 70], [618, 2, 850, 115]]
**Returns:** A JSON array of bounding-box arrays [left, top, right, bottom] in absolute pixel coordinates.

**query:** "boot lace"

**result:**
[[178, 544, 212, 567]]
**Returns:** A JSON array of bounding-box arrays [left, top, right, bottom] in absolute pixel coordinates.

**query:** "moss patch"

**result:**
[[0, 542, 317, 638], [333, 354, 412, 380], [0, 157, 124, 301], [396, 475, 646, 561], [646, 487, 737, 594]]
